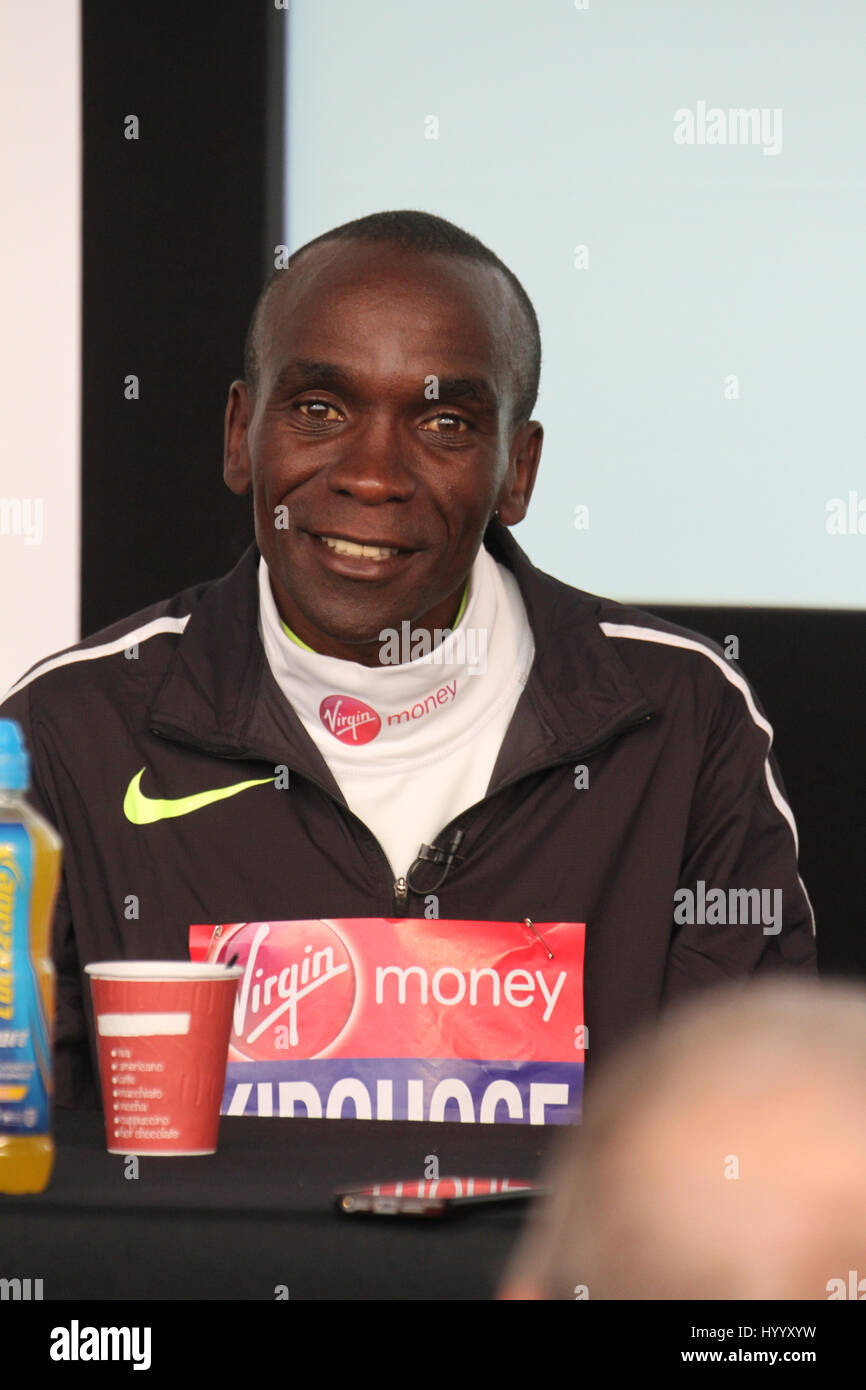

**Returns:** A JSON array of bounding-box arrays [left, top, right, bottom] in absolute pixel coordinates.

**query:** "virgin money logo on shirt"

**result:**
[[319, 685, 460, 743], [319, 695, 381, 744]]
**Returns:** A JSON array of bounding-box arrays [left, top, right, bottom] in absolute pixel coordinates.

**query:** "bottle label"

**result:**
[[0, 824, 50, 1135]]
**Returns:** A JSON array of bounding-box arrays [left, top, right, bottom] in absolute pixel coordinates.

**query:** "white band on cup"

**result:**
[[97, 1012, 191, 1036]]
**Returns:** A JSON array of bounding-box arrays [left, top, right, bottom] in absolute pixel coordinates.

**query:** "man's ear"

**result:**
[[497, 420, 543, 526], [223, 380, 253, 495]]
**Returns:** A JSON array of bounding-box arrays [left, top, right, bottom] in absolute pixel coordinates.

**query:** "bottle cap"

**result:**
[[0, 719, 30, 791]]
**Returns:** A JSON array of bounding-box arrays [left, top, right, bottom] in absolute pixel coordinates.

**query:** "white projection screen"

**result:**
[[1, 0, 80, 696], [283, 0, 866, 609]]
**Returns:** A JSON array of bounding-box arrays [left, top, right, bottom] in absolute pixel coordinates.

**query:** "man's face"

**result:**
[[224, 240, 542, 664]]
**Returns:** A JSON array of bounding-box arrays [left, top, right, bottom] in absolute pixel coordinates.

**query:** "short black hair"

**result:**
[[243, 209, 542, 431]]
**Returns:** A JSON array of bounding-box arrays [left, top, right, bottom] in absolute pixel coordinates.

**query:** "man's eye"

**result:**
[[420, 414, 471, 434], [295, 399, 342, 423]]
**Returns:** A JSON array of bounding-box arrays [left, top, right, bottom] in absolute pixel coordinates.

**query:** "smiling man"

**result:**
[[227, 231, 542, 664], [2, 210, 816, 1110]]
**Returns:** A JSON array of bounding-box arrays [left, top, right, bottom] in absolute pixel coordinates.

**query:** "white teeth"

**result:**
[[321, 536, 398, 559]]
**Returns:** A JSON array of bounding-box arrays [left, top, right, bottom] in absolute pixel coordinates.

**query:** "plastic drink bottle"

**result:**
[[0, 719, 62, 1193]]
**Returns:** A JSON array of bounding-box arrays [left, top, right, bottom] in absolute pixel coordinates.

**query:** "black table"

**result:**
[[0, 1109, 555, 1300]]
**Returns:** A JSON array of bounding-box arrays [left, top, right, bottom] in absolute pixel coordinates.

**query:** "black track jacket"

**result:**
[[1, 519, 817, 1108]]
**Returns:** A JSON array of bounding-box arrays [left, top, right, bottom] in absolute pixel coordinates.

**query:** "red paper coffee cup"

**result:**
[[85, 961, 244, 1155]]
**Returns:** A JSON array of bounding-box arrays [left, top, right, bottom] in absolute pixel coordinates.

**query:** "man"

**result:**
[[1, 210, 816, 1110], [501, 978, 866, 1300]]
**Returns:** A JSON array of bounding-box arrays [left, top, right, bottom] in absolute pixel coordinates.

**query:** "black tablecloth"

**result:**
[[0, 1109, 555, 1300]]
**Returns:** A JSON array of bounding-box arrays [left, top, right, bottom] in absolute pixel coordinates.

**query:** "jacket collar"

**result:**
[[149, 518, 654, 793], [480, 518, 654, 791]]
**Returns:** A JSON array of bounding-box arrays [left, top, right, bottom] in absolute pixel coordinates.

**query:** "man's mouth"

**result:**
[[318, 534, 402, 561]]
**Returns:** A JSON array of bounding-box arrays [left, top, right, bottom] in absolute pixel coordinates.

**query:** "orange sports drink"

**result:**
[[0, 719, 63, 1193]]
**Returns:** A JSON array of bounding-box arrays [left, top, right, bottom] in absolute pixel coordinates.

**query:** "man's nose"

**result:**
[[325, 411, 416, 503]]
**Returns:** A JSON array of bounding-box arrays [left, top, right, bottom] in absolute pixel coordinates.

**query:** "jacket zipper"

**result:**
[[153, 718, 416, 914], [154, 709, 652, 917]]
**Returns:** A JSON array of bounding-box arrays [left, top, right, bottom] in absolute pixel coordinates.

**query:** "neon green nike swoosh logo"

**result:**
[[123, 768, 273, 824]]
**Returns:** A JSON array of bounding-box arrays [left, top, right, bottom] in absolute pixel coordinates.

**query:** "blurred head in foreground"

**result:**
[[502, 979, 866, 1300]]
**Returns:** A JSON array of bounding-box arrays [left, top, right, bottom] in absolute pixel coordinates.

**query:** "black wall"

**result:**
[[82, 0, 284, 633]]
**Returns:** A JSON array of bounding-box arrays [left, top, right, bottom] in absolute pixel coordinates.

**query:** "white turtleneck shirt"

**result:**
[[257, 544, 535, 881]]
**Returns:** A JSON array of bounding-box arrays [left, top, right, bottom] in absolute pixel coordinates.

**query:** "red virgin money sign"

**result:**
[[189, 918, 585, 1125]]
